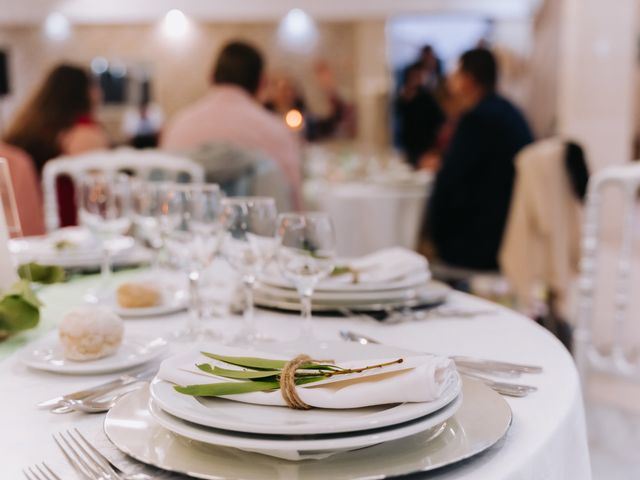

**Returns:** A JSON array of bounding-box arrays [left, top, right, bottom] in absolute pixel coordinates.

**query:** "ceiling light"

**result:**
[[44, 12, 71, 41]]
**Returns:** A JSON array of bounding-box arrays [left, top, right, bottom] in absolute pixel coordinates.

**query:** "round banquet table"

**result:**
[[0, 268, 591, 479]]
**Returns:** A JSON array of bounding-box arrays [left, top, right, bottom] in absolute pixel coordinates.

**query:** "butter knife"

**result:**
[[36, 365, 158, 409]]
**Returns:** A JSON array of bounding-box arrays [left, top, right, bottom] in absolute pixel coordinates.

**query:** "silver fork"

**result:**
[[23, 463, 61, 480], [54, 429, 152, 480]]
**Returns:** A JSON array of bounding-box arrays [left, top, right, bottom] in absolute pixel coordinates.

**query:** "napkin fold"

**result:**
[[324, 247, 429, 286], [158, 346, 456, 409]]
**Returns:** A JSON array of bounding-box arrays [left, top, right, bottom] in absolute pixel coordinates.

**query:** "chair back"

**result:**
[[42, 148, 204, 231], [185, 142, 293, 212], [575, 163, 640, 382]]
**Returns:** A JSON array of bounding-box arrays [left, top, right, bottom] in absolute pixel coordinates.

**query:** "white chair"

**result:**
[[42, 148, 205, 231], [575, 163, 640, 386]]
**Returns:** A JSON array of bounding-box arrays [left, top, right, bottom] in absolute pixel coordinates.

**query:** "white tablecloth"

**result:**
[[0, 269, 591, 479]]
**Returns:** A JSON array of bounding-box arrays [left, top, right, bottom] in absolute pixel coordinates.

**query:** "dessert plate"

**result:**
[[104, 379, 511, 478], [19, 334, 168, 375]]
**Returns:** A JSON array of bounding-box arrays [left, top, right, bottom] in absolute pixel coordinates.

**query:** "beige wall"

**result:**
[[0, 21, 358, 140]]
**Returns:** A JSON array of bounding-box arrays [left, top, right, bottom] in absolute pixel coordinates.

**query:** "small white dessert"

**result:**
[[59, 307, 124, 361]]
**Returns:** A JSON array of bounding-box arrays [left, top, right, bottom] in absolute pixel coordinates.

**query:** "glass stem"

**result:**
[[100, 246, 112, 292], [188, 269, 202, 333], [243, 278, 255, 337], [300, 288, 314, 337]]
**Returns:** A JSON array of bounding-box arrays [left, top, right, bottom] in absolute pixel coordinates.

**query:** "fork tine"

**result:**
[[35, 464, 55, 480], [73, 428, 120, 475], [41, 463, 62, 480], [53, 433, 95, 479], [62, 430, 106, 478], [67, 429, 119, 478], [22, 467, 39, 480]]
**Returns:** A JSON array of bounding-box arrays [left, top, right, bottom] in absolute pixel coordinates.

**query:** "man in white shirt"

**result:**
[[162, 41, 302, 207]]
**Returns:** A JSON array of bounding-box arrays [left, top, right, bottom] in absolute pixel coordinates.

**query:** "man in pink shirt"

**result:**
[[161, 41, 302, 208]]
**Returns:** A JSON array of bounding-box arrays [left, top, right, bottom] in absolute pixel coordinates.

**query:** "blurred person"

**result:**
[[122, 100, 164, 149], [426, 48, 533, 270], [4, 64, 108, 227], [162, 41, 301, 207], [395, 62, 446, 168], [0, 143, 45, 236], [417, 45, 444, 92], [264, 63, 351, 141]]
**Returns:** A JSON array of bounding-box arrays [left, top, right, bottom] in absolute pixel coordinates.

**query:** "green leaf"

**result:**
[[17, 263, 65, 284], [197, 364, 281, 380], [175, 380, 280, 396], [0, 293, 40, 334], [201, 352, 338, 371], [201, 352, 287, 370]]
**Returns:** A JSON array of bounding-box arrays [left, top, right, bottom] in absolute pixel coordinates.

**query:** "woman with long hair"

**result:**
[[4, 63, 108, 226]]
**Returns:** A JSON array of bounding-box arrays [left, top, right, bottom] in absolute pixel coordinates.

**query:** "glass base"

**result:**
[[226, 328, 275, 347], [171, 325, 221, 343], [84, 287, 109, 304]]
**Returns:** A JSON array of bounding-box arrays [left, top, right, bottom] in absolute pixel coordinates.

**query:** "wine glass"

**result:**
[[275, 212, 336, 339], [220, 197, 278, 344], [131, 180, 170, 272], [78, 173, 132, 302], [160, 183, 223, 341]]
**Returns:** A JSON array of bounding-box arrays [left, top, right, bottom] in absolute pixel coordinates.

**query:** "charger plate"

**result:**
[[104, 378, 512, 479]]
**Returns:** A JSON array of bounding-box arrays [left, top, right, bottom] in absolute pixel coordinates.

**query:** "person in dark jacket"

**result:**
[[426, 48, 533, 270], [396, 62, 446, 167]]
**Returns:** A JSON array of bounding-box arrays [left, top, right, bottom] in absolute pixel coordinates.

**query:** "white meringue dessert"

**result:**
[[59, 306, 124, 361]]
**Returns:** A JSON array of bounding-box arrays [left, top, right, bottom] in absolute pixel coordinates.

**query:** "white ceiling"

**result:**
[[0, 0, 542, 25]]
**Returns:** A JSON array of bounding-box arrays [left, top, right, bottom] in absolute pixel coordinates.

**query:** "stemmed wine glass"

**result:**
[[220, 197, 278, 344], [131, 180, 170, 272], [78, 173, 132, 303], [275, 212, 336, 339], [160, 183, 223, 341]]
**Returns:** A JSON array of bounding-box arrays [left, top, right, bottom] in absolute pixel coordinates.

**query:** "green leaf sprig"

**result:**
[[18, 262, 66, 284], [174, 352, 404, 397]]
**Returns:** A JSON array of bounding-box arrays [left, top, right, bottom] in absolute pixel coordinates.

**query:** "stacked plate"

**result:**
[[9, 227, 151, 270], [255, 247, 450, 313], [104, 341, 513, 478], [145, 341, 463, 461]]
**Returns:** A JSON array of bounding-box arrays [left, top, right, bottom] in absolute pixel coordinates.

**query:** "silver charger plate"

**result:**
[[254, 281, 451, 313], [104, 378, 512, 479]]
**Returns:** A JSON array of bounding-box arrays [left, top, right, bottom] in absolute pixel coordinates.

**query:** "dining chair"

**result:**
[[42, 147, 205, 231], [574, 163, 640, 387]]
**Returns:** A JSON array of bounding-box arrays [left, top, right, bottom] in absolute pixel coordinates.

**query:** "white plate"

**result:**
[[19, 334, 169, 375], [10, 230, 151, 270], [148, 392, 461, 460], [254, 283, 450, 312], [111, 290, 188, 318], [150, 341, 460, 435], [260, 269, 430, 293], [104, 379, 511, 479]]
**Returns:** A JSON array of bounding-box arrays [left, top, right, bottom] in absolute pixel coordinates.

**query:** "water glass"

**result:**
[[220, 197, 278, 344], [275, 212, 336, 339]]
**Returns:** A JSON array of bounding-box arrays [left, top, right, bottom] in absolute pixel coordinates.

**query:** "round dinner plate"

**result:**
[[149, 373, 461, 436], [254, 283, 449, 312], [150, 338, 461, 436], [259, 269, 430, 293], [148, 392, 462, 459], [19, 334, 169, 375], [104, 378, 512, 479]]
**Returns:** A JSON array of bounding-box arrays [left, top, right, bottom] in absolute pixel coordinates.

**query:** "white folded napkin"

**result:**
[[323, 247, 430, 286], [158, 346, 456, 409]]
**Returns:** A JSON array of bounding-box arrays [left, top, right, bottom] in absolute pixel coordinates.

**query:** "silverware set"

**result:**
[[339, 330, 541, 397], [37, 366, 157, 414], [339, 305, 497, 324]]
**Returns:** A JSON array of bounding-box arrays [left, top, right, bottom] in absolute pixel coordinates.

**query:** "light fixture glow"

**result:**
[[90, 57, 109, 75], [162, 9, 189, 39], [44, 12, 71, 41], [277, 9, 318, 53], [285, 109, 304, 130]]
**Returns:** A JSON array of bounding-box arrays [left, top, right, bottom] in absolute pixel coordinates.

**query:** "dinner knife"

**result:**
[[339, 330, 543, 373], [36, 365, 158, 409]]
